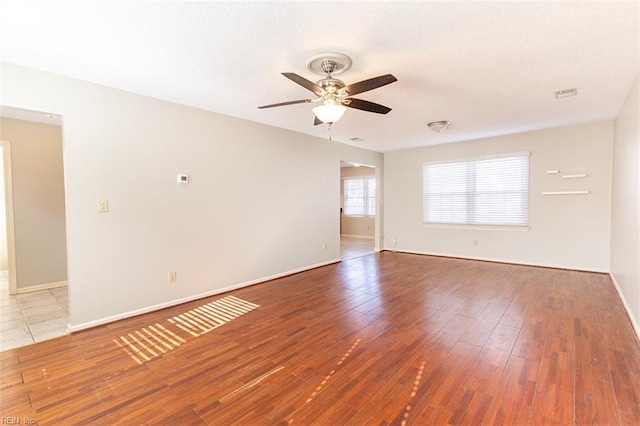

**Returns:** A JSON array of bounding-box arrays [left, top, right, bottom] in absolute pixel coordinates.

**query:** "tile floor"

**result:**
[[341, 235, 375, 260], [0, 276, 69, 351]]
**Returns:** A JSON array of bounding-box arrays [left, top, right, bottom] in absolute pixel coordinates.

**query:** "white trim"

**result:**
[[384, 248, 608, 273], [68, 259, 341, 332], [16, 280, 67, 294], [542, 191, 589, 195], [340, 234, 375, 239], [422, 223, 530, 232], [609, 273, 640, 342], [421, 150, 530, 167], [561, 174, 588, 179], [1, 140, 17, 295]]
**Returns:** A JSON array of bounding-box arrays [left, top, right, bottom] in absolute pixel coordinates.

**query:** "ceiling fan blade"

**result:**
[[314, 116, 323, 126], [345, 98, 392, 114], [342, 74, 397, 96], [282, 73, 323, 94], [258, 99, 312, 109]]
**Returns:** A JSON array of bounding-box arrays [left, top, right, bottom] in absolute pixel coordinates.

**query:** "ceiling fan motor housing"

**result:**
[[318, 77, 345, 91], [321, 59, 339, 75]]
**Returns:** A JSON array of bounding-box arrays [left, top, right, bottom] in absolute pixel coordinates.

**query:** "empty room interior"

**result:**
[[0, 1, 639, 425]]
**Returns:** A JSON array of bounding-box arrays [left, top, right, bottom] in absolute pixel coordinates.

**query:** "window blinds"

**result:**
[[422, 152, 530, 226]]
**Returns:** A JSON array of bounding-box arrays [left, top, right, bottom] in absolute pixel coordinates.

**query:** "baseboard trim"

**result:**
[[341, 234, 375, 240], [609, 272, 640, 343], [16, 280, 68, 294], [68, 259, 341, 333], [382, 248, 608, 273]]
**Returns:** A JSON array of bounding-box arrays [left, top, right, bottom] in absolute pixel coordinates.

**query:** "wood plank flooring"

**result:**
[[2, 252, 640, 425]]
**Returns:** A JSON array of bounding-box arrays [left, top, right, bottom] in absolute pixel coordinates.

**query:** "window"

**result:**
[[422, 151, 529, 226], [344, 177, 376, 217]]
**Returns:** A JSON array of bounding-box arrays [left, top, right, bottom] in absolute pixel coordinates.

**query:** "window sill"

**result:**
[[422, 223, 530, 232]]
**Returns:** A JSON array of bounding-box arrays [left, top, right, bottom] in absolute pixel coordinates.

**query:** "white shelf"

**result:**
[[542, 190, 590, 195]]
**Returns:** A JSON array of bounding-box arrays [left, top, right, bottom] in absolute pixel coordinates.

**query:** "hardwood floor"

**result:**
[[2, 252, 639, 425]]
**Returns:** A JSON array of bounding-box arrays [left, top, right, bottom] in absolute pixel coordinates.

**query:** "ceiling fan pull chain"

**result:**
[[328, 122, 333, 141]]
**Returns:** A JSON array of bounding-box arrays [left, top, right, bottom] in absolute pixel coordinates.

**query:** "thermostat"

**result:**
[[177, 174, 189, 184]]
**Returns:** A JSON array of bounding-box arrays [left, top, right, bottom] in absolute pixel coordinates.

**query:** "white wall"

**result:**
[[384, 121, 613, 272], [1, 62, 383, 329], [610, 72, 639, 332], [0, 118, 68, 289], [340, 166, 375, 238]]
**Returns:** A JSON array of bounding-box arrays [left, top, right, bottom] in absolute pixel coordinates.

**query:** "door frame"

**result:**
[[339, 160, 379, 255], [1, 140, 18, 295]]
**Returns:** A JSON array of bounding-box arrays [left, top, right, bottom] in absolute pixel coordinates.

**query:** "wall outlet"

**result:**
[[323, 243, 328, 251], [168, 271, 177, 283]]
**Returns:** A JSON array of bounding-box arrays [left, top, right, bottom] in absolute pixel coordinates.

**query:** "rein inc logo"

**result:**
[[1, 418, 35, 424]]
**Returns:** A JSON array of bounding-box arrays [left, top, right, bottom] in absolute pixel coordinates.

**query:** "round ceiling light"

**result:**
[[427, 120, 451, 133]]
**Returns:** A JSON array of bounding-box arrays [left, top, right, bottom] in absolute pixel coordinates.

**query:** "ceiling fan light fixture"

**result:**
[[313, 103, 347, 124], [427, 120, 451, 133]]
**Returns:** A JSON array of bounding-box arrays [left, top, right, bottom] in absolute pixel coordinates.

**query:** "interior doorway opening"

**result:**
[[340, 160, 376, 260], [0, 106, 69, 351]]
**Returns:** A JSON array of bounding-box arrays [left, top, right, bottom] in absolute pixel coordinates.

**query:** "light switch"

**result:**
[[97, 199, 109, 213]]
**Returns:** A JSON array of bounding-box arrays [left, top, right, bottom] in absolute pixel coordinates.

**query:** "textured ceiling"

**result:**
[[1, 1, 638, 152]]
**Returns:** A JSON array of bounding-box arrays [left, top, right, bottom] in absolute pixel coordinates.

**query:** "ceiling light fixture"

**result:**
[[427, 120, 450, 133], [259, 52, 396, 129], [313, 101, 347, 124]]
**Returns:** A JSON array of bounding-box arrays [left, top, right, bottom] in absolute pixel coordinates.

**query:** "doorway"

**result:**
[[0, 108, 69, 351], [0, 143, 14, 294], [340, 160, 376, 260]]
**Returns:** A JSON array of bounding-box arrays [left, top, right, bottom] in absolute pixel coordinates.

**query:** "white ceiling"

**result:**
[[1, 1, 638, 152]]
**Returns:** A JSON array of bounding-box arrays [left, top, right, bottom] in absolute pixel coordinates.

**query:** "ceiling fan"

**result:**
[[258, 52, 397, 126]]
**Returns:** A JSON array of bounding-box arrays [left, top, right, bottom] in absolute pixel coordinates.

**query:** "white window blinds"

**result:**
[[422, 152, 530, 226], [344, 177, 376, 217]]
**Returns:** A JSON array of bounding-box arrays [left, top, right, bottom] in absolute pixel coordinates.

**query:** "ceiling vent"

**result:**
[[555, 88, 577, 98]]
